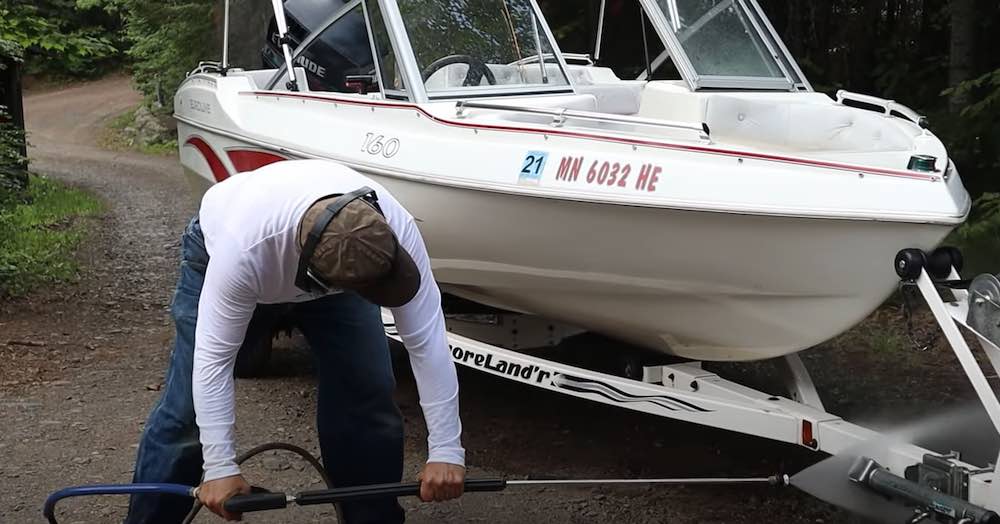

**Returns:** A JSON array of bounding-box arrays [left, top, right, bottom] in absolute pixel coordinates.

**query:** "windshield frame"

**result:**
[[380, 0, 576, 102], [631, 0, 811, 91]]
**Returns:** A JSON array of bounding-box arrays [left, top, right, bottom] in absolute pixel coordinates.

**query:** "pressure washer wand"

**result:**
[[42, 476, 787, 523], [506, 476, 788, 487], [223, 475, 789, 514]]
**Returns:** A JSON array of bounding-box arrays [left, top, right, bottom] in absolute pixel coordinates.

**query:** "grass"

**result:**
[[0, 175, 103, 297], [100, 106, 178, 157]]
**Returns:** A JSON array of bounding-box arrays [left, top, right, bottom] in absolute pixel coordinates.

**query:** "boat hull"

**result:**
[[174, 70, 968, 361], [362, 174, 952, 361]]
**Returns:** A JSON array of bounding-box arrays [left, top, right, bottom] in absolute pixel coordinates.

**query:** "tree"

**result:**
[[0, 39, 27, 203], [948, 0, 976, 114], [0, 0, 122, 77]]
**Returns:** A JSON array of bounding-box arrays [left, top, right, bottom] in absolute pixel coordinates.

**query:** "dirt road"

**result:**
[[5, 76, 982, 523]]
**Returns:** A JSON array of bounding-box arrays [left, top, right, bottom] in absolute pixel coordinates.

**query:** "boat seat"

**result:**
[[241, 69, 280, 89], [566, 65, 644, 115], [637, 82, 916, 153], [704, 96, 915, 153]]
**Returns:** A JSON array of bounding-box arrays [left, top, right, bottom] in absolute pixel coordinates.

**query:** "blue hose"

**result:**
[[43, 483, 196, 524]]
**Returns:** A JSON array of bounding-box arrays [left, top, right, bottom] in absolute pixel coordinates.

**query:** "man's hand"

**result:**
[[418, 462, 465, 502], [197, 475, 252, 521]]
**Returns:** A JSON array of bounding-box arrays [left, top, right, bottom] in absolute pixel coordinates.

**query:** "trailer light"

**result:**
[[801, 421, 818, 449]]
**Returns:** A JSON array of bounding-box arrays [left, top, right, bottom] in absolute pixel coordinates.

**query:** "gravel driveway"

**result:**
[[6, 76, 991, 524]]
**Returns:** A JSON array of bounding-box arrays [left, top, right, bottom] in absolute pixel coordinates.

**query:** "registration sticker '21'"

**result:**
[[519, 151, 548, 185]]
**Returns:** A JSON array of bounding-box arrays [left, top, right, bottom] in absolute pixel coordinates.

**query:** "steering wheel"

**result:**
[[421, 55, 497, 87]]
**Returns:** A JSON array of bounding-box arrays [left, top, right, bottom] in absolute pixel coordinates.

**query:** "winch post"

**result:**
[[914, 269, 1000, 433], [914, 267, 1000, 499]]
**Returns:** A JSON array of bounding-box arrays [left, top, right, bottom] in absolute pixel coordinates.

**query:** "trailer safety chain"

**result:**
[[899, 281, 939, 352]]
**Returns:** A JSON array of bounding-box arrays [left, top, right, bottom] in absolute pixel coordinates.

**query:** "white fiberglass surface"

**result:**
[[654, 0, 784, 79], [396, 0, 570, 96]]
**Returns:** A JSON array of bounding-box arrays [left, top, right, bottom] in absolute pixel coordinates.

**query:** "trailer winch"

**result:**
[[849, 457, 1000, 524]]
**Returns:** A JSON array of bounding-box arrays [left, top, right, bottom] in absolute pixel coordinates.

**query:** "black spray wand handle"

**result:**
[[224, 479, 508, 514]]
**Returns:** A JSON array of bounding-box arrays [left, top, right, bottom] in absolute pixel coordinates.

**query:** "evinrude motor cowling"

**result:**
[[261, 0, 376, 93]]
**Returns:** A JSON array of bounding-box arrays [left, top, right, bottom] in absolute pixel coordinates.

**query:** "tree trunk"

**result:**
[[1, 54, 28, 193], [948, 0, 977, 114]]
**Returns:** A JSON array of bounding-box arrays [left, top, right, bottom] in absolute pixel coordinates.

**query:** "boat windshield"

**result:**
[[655, 0, 782, 77], [637, 0, 807, 89], [395, 0, 571, 97]]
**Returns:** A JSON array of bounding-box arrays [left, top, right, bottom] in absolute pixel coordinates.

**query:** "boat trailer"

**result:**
[[45, 248, 1000, 522], [384, 247, 1000, 520]]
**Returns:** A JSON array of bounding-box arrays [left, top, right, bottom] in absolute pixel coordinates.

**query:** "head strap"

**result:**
[[295, 186, 381, 292]]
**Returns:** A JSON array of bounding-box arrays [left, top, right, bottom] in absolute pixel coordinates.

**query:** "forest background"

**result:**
[[1, 0, 997, 265]]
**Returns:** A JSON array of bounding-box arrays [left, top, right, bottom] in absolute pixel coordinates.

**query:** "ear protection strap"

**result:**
[[296, 186, 376, 287]]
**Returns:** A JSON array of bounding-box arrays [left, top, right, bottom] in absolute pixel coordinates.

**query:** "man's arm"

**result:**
[[191, 250, 259, 518], [390, 217, 465, 468]]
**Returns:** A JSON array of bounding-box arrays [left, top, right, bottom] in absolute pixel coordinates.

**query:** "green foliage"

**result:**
[[0, 38, 24, 68], [0, 175, 102, 297], [950, 194, 1000, 276], [102, 0, 214, 104], [940, 69, 1000, 196], [0, 104, 26, 166], [0, 39, 27, 205], [0, 0, 124, 77]]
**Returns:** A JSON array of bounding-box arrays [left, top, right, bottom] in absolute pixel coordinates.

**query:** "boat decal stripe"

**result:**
[[240, 91, 937, 182], [227, 149, 288, 173], [553, 374, 712, 413], [175, 114, 970, 224], [185, 136, 231, 182]]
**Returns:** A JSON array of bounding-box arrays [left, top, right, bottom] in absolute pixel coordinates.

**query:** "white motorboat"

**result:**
[[174, 0, 971, 362], [176, 2, 1000, 516]]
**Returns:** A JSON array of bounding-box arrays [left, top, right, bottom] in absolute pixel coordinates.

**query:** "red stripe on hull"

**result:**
[[227, 149, 288, 173], [185, 137, 231, 182], [241, 90, 938, 182]]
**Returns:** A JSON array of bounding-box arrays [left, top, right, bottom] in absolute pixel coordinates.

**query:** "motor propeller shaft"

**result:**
[[848, 457, 999, 524]]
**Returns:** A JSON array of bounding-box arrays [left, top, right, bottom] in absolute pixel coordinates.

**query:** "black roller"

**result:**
[[895, 249, 927, 280], [928, 246, 964, 279]]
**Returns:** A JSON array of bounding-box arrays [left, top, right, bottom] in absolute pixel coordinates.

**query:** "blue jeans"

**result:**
[[126, 217, 405, 524]]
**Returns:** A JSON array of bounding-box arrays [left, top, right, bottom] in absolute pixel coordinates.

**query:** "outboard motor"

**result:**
[[261, 0, 376, 93]]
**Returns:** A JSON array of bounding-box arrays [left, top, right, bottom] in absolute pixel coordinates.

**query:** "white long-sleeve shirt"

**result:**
[[192, 159, 464, 482]]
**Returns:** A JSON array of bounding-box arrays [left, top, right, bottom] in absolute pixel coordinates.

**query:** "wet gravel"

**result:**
[[2, 77, 992, 524]]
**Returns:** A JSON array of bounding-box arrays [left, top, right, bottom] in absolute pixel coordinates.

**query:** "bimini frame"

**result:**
[[383, 263, 1000, 512]]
